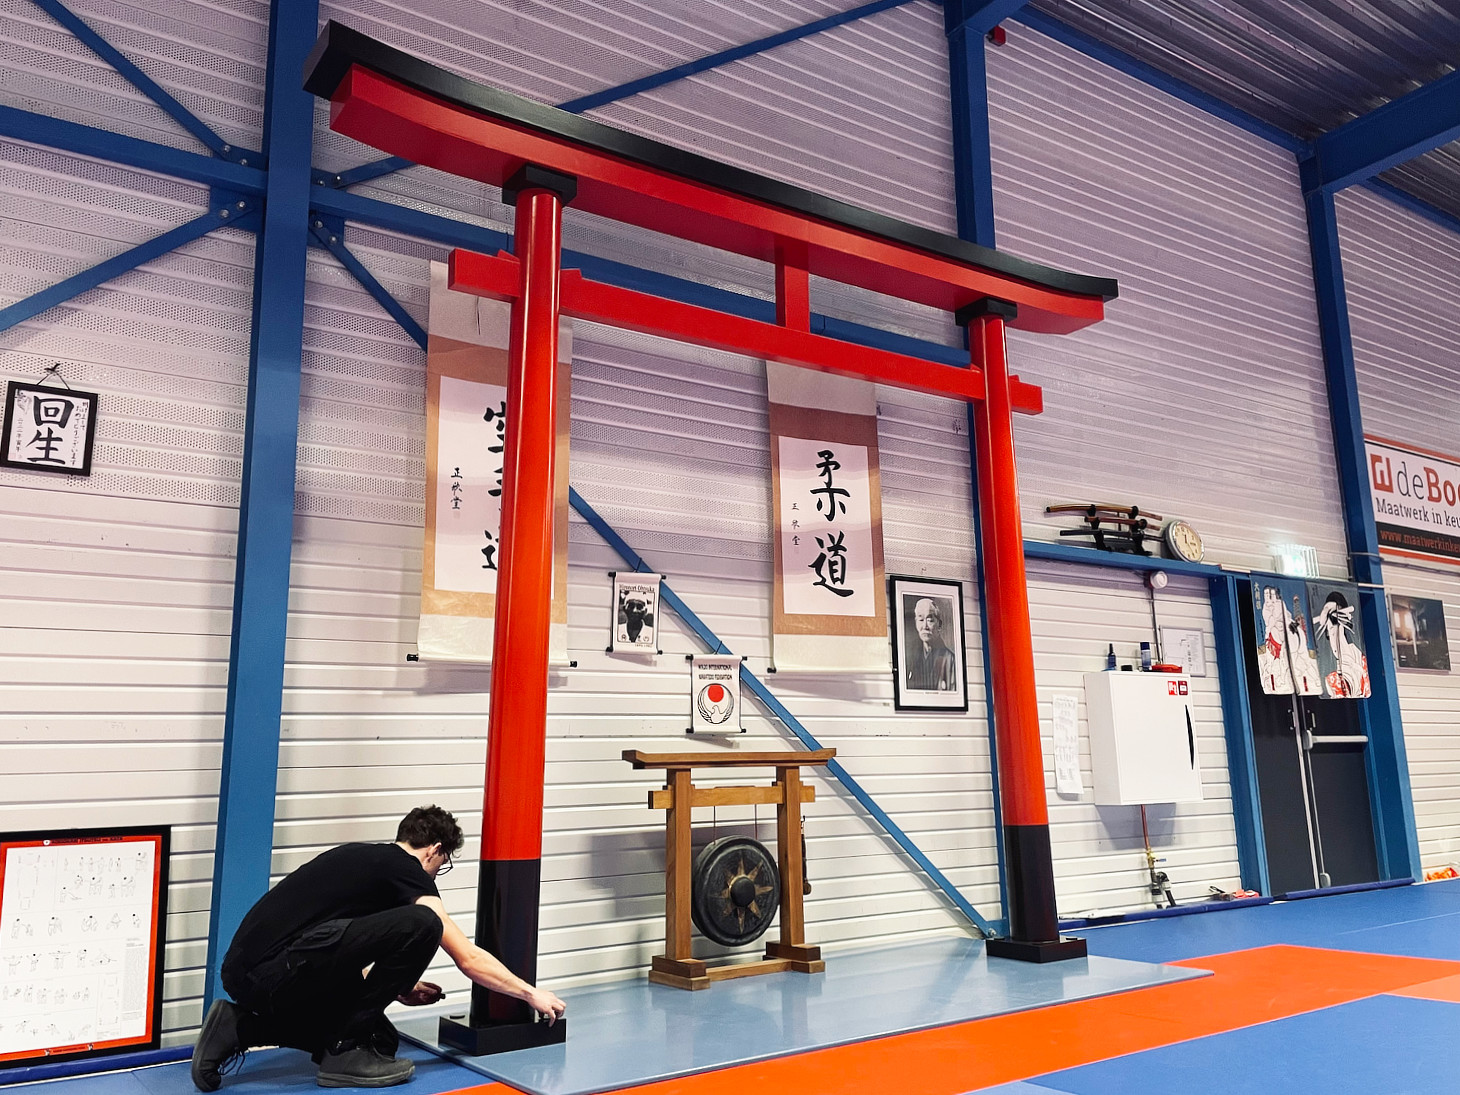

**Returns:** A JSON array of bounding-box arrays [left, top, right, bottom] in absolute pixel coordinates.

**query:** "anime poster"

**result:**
[[767, 361, 888, 672], [418, 261, 572, 663], [1390, 594, 1450, 672], [610, 573, 662, 654], [1251, 577, 1323, 696], [1306, 580, 1372, 698]]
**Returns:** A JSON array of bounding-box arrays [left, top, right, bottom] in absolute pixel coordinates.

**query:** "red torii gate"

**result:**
[[305, 22, 1117, 1052]]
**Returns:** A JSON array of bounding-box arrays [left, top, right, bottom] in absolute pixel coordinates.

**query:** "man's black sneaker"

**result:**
[[191, 1000, 247, 1092], [316, 1045, 415, 1088]]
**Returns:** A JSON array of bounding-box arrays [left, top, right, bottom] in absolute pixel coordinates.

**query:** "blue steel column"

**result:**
[[204, 0, 318, 1005], [1300, 184, 1420, 881], [945, 0, 1025, 930]]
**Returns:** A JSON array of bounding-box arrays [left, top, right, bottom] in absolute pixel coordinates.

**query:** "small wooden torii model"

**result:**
[[305, 21, 1117, 1053]]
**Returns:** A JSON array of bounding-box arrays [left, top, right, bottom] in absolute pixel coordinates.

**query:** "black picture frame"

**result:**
[[1, 381, 99, 477], [1391, 594, 1451, 672], [0, 824, 170, 1070], [889, 575, 969, 712]]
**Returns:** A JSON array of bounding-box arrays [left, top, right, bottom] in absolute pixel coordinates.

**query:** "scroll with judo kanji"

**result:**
[[418, 261, 571, 663], [767, 362, 888, 672]]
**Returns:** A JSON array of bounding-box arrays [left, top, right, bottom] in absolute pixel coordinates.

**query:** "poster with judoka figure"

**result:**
[[1306, 580, 1371, 698], [1251, 578, 1323, 696]]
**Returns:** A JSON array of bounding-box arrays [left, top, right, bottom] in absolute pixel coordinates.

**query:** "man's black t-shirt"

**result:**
[[223, 843, 439, 977]]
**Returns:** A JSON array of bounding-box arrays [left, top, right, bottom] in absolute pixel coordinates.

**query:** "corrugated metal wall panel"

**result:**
[[984, 23, 1319, 907], [0, 136, 251, 1042], [990, 20, 1347, 575], [1336, 186, 1460, 873], [1026, 561, 1239, 915], [278, 0, 993, 994], [0, 0, 267, 154], [288, 216, 1001, 989]]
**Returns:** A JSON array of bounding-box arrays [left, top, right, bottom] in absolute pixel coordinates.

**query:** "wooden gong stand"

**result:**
[[624, 749, 835, 989]]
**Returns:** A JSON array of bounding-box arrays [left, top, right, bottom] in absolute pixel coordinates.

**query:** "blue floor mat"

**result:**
[[1033, 994, 1460, 1095], [5, 1046, 484, 1095], [1083, 879, 1460, 963]]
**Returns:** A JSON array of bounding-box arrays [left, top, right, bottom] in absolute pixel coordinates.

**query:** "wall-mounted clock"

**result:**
[[1163, 519, 1204, 563]]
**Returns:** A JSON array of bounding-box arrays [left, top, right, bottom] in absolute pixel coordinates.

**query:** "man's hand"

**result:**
[[396, 981, 446, 1007], [524, 986, 566, 1025]]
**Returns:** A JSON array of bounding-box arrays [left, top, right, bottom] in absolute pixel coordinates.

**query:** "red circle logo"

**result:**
[[707, 684, 725, 703]]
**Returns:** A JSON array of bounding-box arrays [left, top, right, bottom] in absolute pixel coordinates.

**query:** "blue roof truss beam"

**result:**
[[1302, 68, 1460, 194]]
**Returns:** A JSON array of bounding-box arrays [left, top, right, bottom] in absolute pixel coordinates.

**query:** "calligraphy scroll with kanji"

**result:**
[[767, 362, 888, 671], [418, 261, 572, 663]]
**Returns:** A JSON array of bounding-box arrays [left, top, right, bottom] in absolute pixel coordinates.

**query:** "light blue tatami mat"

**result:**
[[398, 935, 1206, 1095]]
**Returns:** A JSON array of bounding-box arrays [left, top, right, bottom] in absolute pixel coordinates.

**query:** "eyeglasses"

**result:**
[[436, 849, 453, 875]]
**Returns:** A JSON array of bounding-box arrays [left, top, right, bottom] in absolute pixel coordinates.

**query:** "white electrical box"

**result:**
[[1083, 672, 1203, 805]]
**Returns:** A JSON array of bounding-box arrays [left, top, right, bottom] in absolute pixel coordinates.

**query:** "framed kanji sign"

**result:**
[[2, 382, 98, 476]]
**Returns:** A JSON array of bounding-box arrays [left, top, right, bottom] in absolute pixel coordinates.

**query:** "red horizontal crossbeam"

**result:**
[[328, 67, 1105, 336], [450, 249, 1044, 413]]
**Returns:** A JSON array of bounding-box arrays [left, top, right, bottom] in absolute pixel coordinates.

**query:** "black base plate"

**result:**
[[984, 935, 1088, 963], [437, 1014, 567, 1055]]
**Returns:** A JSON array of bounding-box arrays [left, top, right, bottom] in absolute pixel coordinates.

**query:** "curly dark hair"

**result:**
[[396, 805, 465, 856]]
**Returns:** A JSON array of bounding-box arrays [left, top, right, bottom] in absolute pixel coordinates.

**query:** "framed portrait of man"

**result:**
[[889, 575, 968, 712]]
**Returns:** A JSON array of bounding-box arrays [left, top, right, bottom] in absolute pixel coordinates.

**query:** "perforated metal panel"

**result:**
[[288, 213, 1002, 987], [0, 0, 267, 155], [1337, 186, 1460, 874], [0, 129, 252, 1042], [991, 19, 1347, 577], [984, 22, 1323, 909]]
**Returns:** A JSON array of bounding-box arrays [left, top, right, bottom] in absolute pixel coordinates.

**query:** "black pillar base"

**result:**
[[438, 1014, 566, 1056], [985, 935, 1087, 963]]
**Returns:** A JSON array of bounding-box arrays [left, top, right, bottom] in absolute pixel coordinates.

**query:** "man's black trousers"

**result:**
[[223, 904, 443, 1058]]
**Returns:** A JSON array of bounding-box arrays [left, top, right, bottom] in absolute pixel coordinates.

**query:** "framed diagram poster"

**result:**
[[889, 576, 968, 712], [0, 826, 170, 1070]]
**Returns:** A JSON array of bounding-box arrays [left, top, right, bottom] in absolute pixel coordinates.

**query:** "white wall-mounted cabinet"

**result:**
[[1084, 672, 1203, 805]]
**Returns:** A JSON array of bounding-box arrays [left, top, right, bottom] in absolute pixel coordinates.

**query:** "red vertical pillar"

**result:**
[[961, 298, 1085, 962], [446, 166, 575, 1053]]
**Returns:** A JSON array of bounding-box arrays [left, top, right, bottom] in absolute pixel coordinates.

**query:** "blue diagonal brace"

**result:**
[[318, 156, 416, 189], [569, 486, 994, 937], [308, 221, 427, 349], [558, 0, 923, 114], [1302, 68, 1460, 194], [0, 105, 266, 193], [29, 0, 251, 163], [943, 0, 1028, 36], [0, 200, 254, 335]]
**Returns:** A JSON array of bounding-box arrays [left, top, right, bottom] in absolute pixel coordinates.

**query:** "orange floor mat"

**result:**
[[1389, 970, 1460, 1004], [577, 945, 1460, 1095]]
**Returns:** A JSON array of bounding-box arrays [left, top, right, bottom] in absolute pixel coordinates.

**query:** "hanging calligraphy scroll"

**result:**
[[767, 362, 888, 672], [1250, 577, 1323, 696], [418, 261, 572, 663]]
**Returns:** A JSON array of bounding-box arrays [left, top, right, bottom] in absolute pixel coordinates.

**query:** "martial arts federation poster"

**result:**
[[1366, 436, 1460, 566], [419, 261, 571, 663], [1307, 579, 1371, 698], [1250, 577, 1323, 696], [689, 654, 744, 734], [767, 362, 888, 672]]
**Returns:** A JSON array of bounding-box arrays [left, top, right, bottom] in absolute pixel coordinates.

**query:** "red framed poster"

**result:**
[[0, 826, 170, 1069]]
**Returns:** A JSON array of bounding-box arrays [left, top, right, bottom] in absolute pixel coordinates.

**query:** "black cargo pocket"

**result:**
[[283, 918, 350, 972]]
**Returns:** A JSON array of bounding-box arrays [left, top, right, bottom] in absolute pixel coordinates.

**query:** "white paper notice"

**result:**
[[778, 436, 876, 618], [433, 374, 508, 595], [1052, 692, 1084, 796]]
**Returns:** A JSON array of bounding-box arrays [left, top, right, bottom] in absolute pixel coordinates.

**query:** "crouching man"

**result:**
[[192, 805, 565, 1090]]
